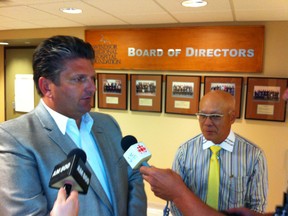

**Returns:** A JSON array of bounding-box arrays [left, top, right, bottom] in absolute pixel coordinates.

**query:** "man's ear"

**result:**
[[38, 77, 52, 97], [229, 110, 236, 124]]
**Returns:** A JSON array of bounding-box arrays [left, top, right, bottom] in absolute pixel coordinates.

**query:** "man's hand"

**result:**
[[140, 166, 187, 201], [50, 187, 79, 216], [226, 207, 272, 216], [140, 166, 224, 216]]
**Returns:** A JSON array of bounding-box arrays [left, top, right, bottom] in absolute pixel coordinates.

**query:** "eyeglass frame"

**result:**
[[195, 112, 224, 122]]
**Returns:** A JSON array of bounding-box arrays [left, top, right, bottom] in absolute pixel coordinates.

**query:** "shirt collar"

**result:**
[[202, 130, 235, 152], [80, 112, 93, 132], [41, 99, 93, 135]]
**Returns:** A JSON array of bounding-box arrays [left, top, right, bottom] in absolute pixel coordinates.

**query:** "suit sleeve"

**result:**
[[109, 115, 147, 216], [0, 127, 50, 216], [92, 112, 147, 216], [127, 166, 147, 216]]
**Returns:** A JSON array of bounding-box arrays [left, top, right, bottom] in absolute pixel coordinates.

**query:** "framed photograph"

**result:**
[[97, 73, 128, 110], [204, 76, 243, 118], [245, 77, 287, 122], [130, 74, 163, 112], [165, 75, 201, 115]]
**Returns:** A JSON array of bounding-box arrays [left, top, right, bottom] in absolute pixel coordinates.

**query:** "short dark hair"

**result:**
[[33, 35, 95, 96]]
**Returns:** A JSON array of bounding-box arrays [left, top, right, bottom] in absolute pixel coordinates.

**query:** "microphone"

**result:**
[[121, 135, 151, 169], [49, 148, 92, 197]]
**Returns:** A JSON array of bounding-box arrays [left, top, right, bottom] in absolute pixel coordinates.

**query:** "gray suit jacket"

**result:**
[[0, 102, 147, 216]]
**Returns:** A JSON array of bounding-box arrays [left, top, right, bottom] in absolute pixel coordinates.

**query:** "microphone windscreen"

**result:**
[[67, 148, 87, 163], [121, 135, 138, 151]]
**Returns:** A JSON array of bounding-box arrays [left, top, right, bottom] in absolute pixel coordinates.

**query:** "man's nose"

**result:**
[[87, 77, 96, 92]]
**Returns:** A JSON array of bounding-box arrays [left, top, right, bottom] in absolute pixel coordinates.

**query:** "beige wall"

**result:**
[[0, 22, 288, 212], [5, 48, 37, 120], [0, 46, 4, 122]]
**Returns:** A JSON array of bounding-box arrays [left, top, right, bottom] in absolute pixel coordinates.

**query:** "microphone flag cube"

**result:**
[[49, 154, 91, 194], [123, 142, 151, 169]]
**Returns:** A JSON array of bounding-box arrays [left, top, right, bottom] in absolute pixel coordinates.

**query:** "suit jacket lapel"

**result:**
[[87, 160, 113, 211], [89, 125, 114, 212], [35, 103, 114, 214], [34, 102, 78, 155]]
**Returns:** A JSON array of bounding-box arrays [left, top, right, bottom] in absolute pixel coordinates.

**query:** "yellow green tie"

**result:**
[[206, 145, 221, 210]]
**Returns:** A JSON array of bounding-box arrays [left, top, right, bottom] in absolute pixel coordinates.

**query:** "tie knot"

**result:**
[[210, 145, 221, 154]]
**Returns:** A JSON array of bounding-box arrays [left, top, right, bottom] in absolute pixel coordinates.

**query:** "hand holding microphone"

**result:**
[[140, 166, 187, 201], [49, 148, 91, 197], [121, 136, 170, 215], [121, 135, 151, 169], [50, 187, 79, 216]]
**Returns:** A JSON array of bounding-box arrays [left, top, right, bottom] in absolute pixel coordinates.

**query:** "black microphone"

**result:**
[[121, 135, 151, 169], [49, 148, 92, 197]]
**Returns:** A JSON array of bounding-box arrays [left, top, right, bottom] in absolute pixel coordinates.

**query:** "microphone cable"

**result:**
[[163, 201, 170, 216]]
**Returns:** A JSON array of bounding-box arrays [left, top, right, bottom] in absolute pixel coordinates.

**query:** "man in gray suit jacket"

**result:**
[[0, 35, 147, 215]]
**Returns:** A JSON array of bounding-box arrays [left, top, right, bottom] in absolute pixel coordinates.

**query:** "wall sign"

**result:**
[[86, 26, 264, 72]]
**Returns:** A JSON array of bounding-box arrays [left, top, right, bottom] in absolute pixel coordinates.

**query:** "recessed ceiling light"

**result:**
[[182, 0, 208, 7], [0, 42, 9, 45], [60, 8, 82, 14]]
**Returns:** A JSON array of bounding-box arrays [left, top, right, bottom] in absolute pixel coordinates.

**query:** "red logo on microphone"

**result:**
[[137, 144, 147, 153]]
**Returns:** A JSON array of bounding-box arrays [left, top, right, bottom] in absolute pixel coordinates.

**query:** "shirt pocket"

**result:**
[[223, 173, 249, 207]]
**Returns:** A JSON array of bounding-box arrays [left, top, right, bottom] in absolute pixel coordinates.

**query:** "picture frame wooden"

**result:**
[[165, 75, 201, 115], [130, 74, 163, 112], [204, 76, 243, 118], [245, 77, 287, 122], [97, 73, 128, 110]]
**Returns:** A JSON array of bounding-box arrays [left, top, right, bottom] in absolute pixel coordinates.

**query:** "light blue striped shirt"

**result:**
[[171, 130, 268, 215]]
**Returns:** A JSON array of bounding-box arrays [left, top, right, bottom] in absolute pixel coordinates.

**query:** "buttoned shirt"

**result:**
[[171, 130, 268, 215], [41, 100, 112, 203]]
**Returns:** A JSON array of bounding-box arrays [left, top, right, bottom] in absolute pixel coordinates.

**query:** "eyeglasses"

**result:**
[[195, 113, 224, 122]]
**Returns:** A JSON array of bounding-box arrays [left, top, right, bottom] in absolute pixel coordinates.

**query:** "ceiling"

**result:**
[[0, 0, 288, 45]]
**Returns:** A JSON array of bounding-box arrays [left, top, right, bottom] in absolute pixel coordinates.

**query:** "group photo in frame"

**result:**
[[130, 74, 163, 112], [245, 77, 287, 122], [204, 76, 243, 118], [97, 73, 128, 110], [165, 75, 201, 115]]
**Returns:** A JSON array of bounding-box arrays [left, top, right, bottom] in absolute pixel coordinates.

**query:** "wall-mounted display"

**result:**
[[97, 73, 128, 110], [130, 74, 163, 112], [245, 77, 287, 122], [165, 75, 201, 115], [204, 76, 243, 118], [86, 26, 264, 73]]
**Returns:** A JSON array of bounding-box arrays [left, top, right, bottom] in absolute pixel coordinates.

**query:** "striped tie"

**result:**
[[206, 145, 221, 209]]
